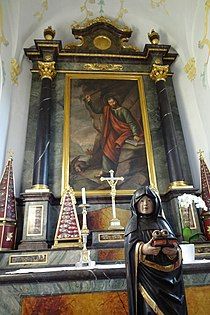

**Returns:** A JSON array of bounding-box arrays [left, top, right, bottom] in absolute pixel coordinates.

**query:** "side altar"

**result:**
[[1, 17, 210, 315]]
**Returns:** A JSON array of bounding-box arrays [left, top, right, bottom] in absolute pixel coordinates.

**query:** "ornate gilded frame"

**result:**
[[62, 72, 157, 197]]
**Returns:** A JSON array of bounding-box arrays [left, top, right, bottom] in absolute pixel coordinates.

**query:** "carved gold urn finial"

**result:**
[[44, 26, 56, 40], [148, 29, 160, 45]]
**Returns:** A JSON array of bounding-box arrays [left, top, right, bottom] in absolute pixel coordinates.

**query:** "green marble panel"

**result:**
[[143, 76, 169, 193], [21, 63, 192, 197]]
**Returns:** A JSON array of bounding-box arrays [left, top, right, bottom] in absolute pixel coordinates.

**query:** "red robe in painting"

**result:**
[[102, 105, 142, 163]]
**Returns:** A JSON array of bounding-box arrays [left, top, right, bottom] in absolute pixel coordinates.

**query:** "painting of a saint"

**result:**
[[64, 75, 155, 194]]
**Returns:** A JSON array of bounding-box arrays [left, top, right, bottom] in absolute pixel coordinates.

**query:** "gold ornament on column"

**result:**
[[150, 63, 169, 82], [38, 61, 56, 80]]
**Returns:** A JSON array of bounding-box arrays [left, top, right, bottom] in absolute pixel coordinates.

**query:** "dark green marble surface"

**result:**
[[0, 261, 209, 315], [21, 63, 193, 197]]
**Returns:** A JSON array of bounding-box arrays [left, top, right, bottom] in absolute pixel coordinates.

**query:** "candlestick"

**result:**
[[81, 187, 86, 204], [76, 200, 95, 267]]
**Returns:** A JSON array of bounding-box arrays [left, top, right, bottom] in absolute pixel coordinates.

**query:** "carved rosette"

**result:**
[[38, 61, 56, 80], [150, 64, 169, 82]]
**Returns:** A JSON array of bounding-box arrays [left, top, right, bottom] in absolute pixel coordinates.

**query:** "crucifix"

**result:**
[[100, 170, 124, 230]]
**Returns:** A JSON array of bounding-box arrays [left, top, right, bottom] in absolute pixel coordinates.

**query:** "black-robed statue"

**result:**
[[125, 186, 188, 315]]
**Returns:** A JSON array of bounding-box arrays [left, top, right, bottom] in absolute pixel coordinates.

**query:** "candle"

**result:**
[[81, 187, 86, 204]]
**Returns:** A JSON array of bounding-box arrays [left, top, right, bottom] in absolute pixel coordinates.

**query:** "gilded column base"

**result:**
[[167, 181, 194, 191], [29, 184, 50, 192]]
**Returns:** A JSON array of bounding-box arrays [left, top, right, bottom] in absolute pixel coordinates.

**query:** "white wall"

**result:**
[[1, 0, 210, 196]]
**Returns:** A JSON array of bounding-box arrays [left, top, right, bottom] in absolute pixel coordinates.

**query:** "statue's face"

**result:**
[[137, 195, 154, 214]]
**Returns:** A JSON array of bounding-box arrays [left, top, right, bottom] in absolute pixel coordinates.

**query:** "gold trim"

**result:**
[[98, 231, 124, 243], [167, 181, 194, 191], [62, 72, 157, 196], [83, 63, 123, 71], [61, 75, 70, 193], [53, 241, 82, 248], [32, 184, 49, 190], [139, 285, 164, 315], [26, 51, 175, 62], [135, 242, 142, 314], [71, 16, 131, 32], [150, 63, 169, 82], [9, 253, 48, 265], [58, 47, 170, 59], [38, 61, 56, 80], [142, 258, 180, 272], [31, 69, 174, 77], [138, 78, 157, 189]]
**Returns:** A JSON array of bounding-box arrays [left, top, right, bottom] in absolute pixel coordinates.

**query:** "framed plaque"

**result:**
[[26, 205, 44, 236]]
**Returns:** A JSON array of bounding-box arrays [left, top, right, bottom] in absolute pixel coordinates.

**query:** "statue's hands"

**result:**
[[142, 239, 161, 256], [133, 135, 141, 142], [84, 95, 91, 102], [162, 246, 178, 256]]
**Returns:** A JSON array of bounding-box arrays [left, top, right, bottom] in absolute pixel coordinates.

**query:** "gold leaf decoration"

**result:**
[[0, 3, 9, 47], [10, 58, 20, 85], [198, 1, 210, 87], [184, 57, 196, 81], [151, 0, 169, 15], [34, 0, 48, 21], [113, 0, 128, 23], [83, 63, 123, 71]]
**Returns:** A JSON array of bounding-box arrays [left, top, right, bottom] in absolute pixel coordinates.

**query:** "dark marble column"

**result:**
[[150, 64, 187, 189], [32, 61, 56, 189]]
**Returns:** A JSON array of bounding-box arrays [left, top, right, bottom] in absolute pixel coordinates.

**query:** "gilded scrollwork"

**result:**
[[83, 63, 123, 71], [34, 0, 48, 21], [198, 0, 210, 88], [0, 3, 9, 47], [64, 36, 84, 50], [113, 0, 128, 24], [78, 0, 128, 25], [38, 61, 56, 80], [120, 38, 140, 52], [150, 0, 169, 15], [184, 57, 196, 81], [72, 16, 131, 33], [10, 58, 20, 85]]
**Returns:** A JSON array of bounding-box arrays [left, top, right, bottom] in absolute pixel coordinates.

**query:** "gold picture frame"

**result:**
[[62, 72, 157, 197]]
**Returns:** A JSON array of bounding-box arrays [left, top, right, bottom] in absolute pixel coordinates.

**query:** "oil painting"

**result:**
[[62, 73, 156, 195]]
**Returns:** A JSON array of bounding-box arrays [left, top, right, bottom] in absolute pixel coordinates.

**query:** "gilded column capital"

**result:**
[[150, 64, 169, 82], [38, 61, 56, 80]]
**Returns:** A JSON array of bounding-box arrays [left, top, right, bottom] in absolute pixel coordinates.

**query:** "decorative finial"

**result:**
[[44, 26, 56, 40], [148, 29, 160, 45], [7, 150, 14, 161], [198, 149, 204, 160]]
